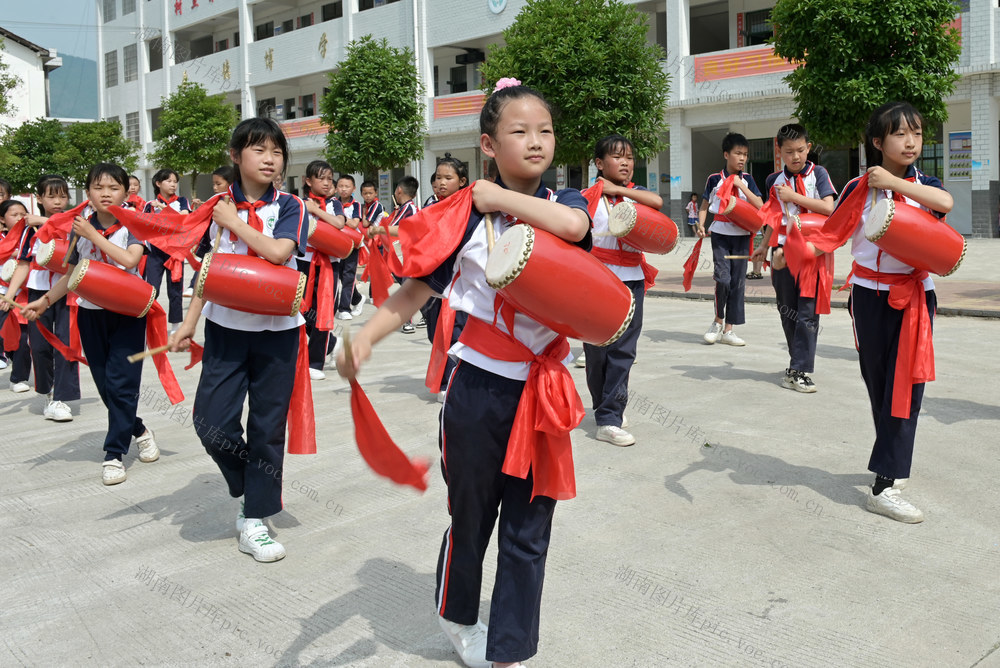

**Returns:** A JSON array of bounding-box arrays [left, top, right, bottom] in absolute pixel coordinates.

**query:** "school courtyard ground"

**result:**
[[2, 240, 998, 667]]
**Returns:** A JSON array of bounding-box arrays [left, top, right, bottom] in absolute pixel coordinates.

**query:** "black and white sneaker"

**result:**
[[781, 369, 816, 393]]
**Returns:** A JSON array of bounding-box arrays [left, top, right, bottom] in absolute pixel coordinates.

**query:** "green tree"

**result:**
[[320, 35, 425, 181], [771, 0, 961, 149], [0, 37, 24, 119], [0, 118, 72, 193], [479, 0, 670, 179], [150, 79, 239, 191], [64, 120, 139, 187]]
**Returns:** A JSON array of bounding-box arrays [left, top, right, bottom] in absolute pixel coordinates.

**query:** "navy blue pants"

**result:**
[[850, 285, 936, 479], [584, 279, 644, 426], [771, 265, 819, 373], [0, 310, 32, 383], [193, 320, 298, 519], [27, 289, 81, 401], [436, 362, 556, 663], [335, 248, 359, 312], [423, 298, 468, 392], [709, 231, 750, 324], [144, 245, 184, 323], [297, 258, 332, 370], [76, 308, 147, 460]]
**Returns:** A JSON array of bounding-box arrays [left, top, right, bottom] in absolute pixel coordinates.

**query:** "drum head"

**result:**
[[608, 202, 637, 238], [36, 239, 56, 267], [195, 252, 214, 299], [308, 218, 317, 238], [67, 258, 89, 291], [864, 199, 894, 242], [1, 258, 17, 283], [485, 223, 533, 290]]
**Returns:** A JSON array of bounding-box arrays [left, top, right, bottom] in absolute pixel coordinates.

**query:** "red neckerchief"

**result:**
[[307, 192, 327, 208], [85, 214, 125, 265], [230, 190, 270, 257], [157, 194, 179, 207]]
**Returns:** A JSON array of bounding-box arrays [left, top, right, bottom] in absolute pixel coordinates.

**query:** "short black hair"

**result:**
[[722, 132, 749, 154], [86, 163, 129, 190], [35, 174, 69, 214], [360, 180, 377, 191], [395, 176, 419, 198], [229, 117, 290, 183], [479, 84, 553, 138], [436, 153, 469, 185], [0, 198, 27, 219], [776, 124, 809, 147], [151, 168, 179, 196], [337, 174, 355, 186], [212, 165, 235, 183]]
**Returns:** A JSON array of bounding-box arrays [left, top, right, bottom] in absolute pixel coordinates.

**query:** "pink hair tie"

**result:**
[[493, 77, 522, 93]]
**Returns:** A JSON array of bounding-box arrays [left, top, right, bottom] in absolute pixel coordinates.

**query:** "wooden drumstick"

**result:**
[[725, 254, 751, 259], [211, 195, 231, 254], [62, 233, 79, 267], [342, 326, 355, 378], [127, 345, 169, 363], [484, 213, 496, 254], [1, 293, 20, 309]]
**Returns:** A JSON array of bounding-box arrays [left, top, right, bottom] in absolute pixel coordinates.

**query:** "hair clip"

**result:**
[[493, 77, 522, 93]]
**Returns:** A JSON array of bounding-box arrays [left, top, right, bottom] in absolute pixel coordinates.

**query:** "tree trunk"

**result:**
[[190, 172, 199, 200]]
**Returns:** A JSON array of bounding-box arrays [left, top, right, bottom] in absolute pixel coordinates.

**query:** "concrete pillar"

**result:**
[[969, 74, 998, 237]]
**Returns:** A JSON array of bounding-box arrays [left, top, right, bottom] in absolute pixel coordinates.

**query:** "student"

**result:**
[[582, 134, 662, 447], [124, 175, 145, 210], [334, 175, 362, 321], [696, 133, 763, 346], [0, 199, 31, 378], [370, 176, 420, 333], [169, 117, 308, 562], [21, 164, 159, 484], [300, 160, 346, 381], [185, 166, 235, 298], [685, 193, 698, 236], [0, 178, 11, 202], [142, 169, 190, 333], [338, 79, 591, 668], [423, 169, 439, 208], [421, 154, 470, 399], [4, 175, 81, 419], [356, 180, 385, 312], [752, 123, 837, 393], [809, 102, 952, 524]]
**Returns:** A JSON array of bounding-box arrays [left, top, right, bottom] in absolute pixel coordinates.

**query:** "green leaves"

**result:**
[[320, 35, 426, 177], [479, 0, 670, 169], [150, 79, 239, 184], [771, 0, 960, 147]]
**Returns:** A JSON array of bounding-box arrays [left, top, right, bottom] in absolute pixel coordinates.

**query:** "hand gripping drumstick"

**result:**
[[211, 195, 232, 254], [1, 293, 21, 309]]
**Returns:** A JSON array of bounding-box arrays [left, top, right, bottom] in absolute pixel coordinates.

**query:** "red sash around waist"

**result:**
[[589, 246, 658, 292]]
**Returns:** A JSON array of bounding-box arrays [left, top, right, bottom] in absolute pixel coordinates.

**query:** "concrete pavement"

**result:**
[[1, 255, 998, 667]]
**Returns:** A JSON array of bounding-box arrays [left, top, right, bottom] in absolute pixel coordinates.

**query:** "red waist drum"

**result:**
[[195, 252, 306, 317], [864, 199, 966, 276], [35, 238, 73, 275], [794, 212, 828, 238], [308, 219, 354, 259], [485, 224, 634, 347], [68, 259, 156, 317], [722, 197, 764, 233], [609, 201, 679, 254]]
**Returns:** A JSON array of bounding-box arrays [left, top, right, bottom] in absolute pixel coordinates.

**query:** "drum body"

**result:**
[[196, 252, 306, 317], [485, 225, 634, 346], [794, 212, 827, 238], [863, 199, 966, 276], [68, 259, 156, 317], [35, 238, 73, 274], [722, 196, 764, 233], [308, 219, 355, 259], [608, 202, 679, 254]]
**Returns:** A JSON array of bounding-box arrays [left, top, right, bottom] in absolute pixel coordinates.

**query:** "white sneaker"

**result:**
[[865, 487, 924, 523], [135, 429, 159, 462], [44, 399, 73, 422], [0, 357, 8, 370], [621, 415, 629, 428], [102, 459, 127, 485], [309, 368, 326, 381], [438, 616, 490, 668], [336, 310, 353, 321], [10, 381, 30, 393], [238, 521, 286, 562], [703, 322, 723, 344], [574, 353, 586, 368], [183, 287, 194, 298], [893, 478, 909, 490], [350, 300, 364, 317], [596, 424, 636, 447], [236, 500, 246, 532], [719, 330, 746, 346]]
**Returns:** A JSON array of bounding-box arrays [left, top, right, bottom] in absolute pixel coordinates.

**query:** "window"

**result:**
[[125, 112, 140, 144], [284, 97, 297, 120], [743, 9, 774, 47], [448, 65, 467, 94], [102, 0, 116, 22], [150, 108, 161, 136], [255, 21, 274, 41], [148, 39, 163, 71], [280, 19, 294, 35], [359, 0, 401, 9], [233, 31, 240, 47], [123, 44, 138, 83], [298, 13, 313, 28], [257, 97, 277, 118], [321, 2, 343, 21], [300, 94, 315, 117], [123, 0, 136, 14], [105, 50, 119, 87], [215, 39, 229, 53], [107, 115, 120, 126]]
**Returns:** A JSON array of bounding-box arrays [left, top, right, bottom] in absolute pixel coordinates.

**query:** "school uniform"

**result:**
[[296, 194, 344, 369], [19, 226, 81, 401], [839, 165, 944, 479], [686, 200, 698, 234], [582, 185, 651, 428], [703, 169, 762, 324], [0, 229, 31, 382], [423, 194, 438, 208], [335, 197, 362, 314], [142, 195, 190, 324], [68, 214, 148, 460], [193, 182, 307, 520], [415, 180, 591, 663], [764, 162, 837, 373]]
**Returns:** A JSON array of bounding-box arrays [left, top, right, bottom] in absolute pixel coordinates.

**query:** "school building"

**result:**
[[96, 0, 997, 236]]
